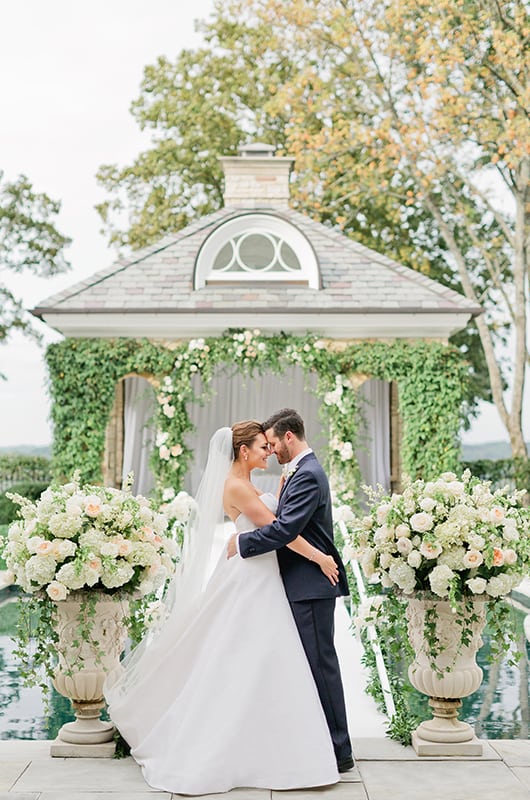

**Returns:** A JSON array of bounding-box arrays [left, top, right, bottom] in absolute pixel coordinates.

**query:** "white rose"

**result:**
[[419, 540, 442, 559], [407, 550, 422, 569], [463, 549, 484, 569], [447, 481, 465, 496], [156, 431, 169, 446], [466, 577, 487, 595], [139, 579, 154, 596], [26, 536, 45, 555], [395, 524, 411, 539], [339, 442, 353, 461], [159, 445, 170, 461], [489, 506, 505, 525], [396, 537, 413, 556], [419, 497, 436, 512], [84, 495, 103, 518], [46, 580, 68, 601], [374, 525, 394, 544], [162, 487, 175, 501], [503, 548, 518, 565], [410, 512, 434, 533], [376, 504, 391, 524]]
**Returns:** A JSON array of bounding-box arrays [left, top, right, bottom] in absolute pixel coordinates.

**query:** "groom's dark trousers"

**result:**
[[237, 452, 352, 764], [289, 597, 351, 762]]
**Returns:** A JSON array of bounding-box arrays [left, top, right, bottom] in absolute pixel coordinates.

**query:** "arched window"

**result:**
[[194, 213, 320, 289]]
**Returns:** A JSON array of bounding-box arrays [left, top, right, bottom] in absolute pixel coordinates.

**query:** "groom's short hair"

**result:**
[[263, 408, 305, 440]]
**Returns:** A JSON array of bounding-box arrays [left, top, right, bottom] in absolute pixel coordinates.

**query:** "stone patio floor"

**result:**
[[0, 738, 529, 800]]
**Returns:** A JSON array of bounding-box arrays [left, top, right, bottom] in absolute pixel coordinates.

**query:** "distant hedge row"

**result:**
[[462, 456, 530, 493], [0, 455, 51, 493]]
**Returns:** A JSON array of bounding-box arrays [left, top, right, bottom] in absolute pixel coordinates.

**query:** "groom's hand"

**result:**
[[227, 534, 238, 559]]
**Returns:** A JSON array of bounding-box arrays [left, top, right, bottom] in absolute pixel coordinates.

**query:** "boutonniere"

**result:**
[[283, 465, 298, 480]]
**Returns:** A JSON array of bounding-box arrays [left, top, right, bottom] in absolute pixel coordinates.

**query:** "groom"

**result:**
[[227, 408, 354, 772]]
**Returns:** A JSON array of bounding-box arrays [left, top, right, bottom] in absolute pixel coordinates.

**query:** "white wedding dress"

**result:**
[[115, 493, 339, 795]]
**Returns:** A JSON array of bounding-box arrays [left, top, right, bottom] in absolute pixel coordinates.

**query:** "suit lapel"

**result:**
[[278, 452, 315, 507]]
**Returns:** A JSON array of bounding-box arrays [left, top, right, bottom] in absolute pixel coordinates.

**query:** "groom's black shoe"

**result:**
[[337, 756, 355, 773]]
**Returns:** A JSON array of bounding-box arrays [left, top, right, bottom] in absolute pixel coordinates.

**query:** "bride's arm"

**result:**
[[286, 538, 339, 585], [226, 481, 339, 585]]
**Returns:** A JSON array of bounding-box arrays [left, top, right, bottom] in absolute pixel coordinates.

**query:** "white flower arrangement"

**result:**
[[348, 470, 530, 601], [2, 474, 190, 601]]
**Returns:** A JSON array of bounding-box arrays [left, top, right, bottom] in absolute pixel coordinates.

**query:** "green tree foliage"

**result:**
[[0, 172, 70, 351], [96, 0, 525, 422]]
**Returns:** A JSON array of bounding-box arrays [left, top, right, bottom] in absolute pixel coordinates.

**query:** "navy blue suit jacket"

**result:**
[[238, 453, 349, 602]]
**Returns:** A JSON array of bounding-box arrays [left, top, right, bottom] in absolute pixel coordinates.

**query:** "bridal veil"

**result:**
[[104, 426, 234, 721]]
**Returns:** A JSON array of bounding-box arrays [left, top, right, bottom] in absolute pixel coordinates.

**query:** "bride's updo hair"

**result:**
[[231, 420, 265, 461]]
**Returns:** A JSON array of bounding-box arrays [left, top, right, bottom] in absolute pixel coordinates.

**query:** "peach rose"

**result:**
[[84, 495, 102, 517], [463, 549, 484, 568], [492, 547, 504, 566]]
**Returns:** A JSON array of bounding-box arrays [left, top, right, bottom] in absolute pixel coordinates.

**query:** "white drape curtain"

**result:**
[[356, 379, 391, 493], [185, 368, 390, 497], [122, 376, 157, 496], [120, 370, 391, 499], [185, 366, 324, 495]]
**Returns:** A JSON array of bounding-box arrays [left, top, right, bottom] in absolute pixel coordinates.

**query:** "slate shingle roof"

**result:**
[[33, 207, 480, 316]]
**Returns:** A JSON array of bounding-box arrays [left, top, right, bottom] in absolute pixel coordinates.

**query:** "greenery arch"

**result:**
[[45, 329, 468, 502]]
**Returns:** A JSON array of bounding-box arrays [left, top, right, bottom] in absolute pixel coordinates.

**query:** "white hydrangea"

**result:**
[[48, 512, 82, 539], [438, 546, 467, 570], [388, 561, 416, 593], [101, 562, 135, 589], [56, 562, 86, 591], [429, 564, 455, 597], [25, 554, 57, 586]]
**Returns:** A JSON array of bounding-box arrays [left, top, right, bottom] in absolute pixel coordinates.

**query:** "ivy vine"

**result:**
[[45, 330, 468, 502]]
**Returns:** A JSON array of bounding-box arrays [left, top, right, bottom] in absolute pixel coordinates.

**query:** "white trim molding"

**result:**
[[39, 310, 474, 341]]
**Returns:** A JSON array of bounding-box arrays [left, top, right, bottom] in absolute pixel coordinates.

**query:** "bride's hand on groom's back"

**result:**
[[318, 554, 340, 586]]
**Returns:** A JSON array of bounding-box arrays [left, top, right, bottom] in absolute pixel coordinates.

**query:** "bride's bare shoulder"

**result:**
[[224, 476, 258, 499]]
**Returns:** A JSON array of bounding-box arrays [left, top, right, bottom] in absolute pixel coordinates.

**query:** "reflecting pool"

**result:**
[[0, 598, 528, 740]]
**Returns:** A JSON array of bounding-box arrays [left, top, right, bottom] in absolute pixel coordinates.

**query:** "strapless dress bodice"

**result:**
[[235, 492, 278, 533]]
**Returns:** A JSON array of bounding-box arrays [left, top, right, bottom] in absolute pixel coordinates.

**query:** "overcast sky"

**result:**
[[0, 1, 525, 448]]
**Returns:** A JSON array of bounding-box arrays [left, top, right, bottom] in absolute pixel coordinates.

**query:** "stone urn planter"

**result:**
[[405, 596, 487, 756], [50, 593, 129, 757]]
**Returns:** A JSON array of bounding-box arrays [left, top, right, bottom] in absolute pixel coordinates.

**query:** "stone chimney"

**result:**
[[219, 143, 294, 208]]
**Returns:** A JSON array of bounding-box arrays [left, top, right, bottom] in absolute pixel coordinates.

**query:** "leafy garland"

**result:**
[[45, 330, 468, 500]]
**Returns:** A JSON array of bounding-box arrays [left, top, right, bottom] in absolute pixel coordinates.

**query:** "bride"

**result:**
[[105, 420, 340, 795]]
